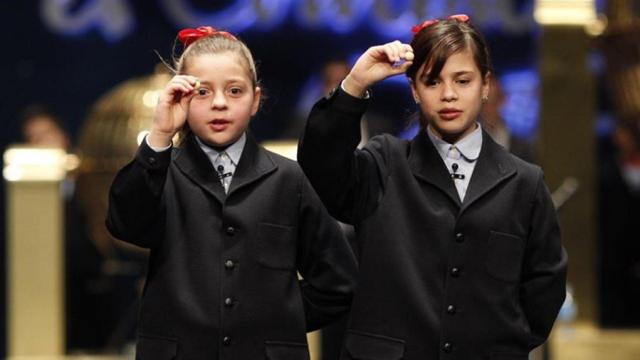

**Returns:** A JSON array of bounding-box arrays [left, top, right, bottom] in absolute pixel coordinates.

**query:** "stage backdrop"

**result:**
[[1, 0, 571, 355]]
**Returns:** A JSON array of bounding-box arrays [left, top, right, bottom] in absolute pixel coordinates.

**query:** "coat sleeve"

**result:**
[[295, 172, 358, 331], [105, 139, 172, 248], [297, 87, 387, 224], [520, 170, 568, 347]]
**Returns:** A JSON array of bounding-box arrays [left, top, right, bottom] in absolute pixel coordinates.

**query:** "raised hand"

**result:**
[[148, 75, 199, 147], [343, 41, 414, 98]]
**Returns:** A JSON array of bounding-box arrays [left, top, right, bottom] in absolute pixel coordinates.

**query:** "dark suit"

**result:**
[[298, 89, 567, 360], [106, 133, 357, 360]]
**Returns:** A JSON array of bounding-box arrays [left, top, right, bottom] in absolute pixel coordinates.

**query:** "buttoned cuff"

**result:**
[[136, 136, 172, 170], [339, 79, 370, 99], [323, 83, 369, 117], [145, 134, 172, 152]]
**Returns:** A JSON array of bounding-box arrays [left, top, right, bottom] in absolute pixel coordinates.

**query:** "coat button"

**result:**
[[224, 297, 234, 307], [224, 260, 235, 269], [450, 267, 460, 277], [455, 233, 464, 243], [226, 226, 235, 236], [442, 342, 452, 353], [148, 157, 156, 165], [223, 336, 231, 346], [446, 304, 456, 315]]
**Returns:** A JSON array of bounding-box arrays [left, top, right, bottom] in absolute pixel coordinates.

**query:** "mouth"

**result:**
[[438, 109, 462, 120], [208, 119, 231, 131]]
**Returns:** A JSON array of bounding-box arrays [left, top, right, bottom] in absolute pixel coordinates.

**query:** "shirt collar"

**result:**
[[195, 132, 246, 166], [426, 123, 483, 162]]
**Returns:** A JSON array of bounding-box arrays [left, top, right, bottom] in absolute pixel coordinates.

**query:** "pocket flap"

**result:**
[[344, 330, 405, 360], [265, 341, 310, 360], [136, 334, 177, 360], [485, 231, 524, 282], [257, 223, 296, 270]]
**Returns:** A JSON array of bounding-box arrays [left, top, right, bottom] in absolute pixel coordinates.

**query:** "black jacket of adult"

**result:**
[[106, 132, 357, 360], [298, 88, 568, 360]]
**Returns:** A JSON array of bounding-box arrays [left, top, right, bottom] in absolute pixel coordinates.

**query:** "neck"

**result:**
[[197, 138, 234, 152], [429, 123, 478, 144]]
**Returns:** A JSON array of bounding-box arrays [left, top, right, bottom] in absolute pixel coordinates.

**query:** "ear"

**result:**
[[481, 72, 491, 101], [251, 86, 262, 116], [408, 78, 420, 104]]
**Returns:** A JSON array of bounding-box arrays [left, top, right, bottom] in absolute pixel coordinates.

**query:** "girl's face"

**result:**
[[185, 52, 261, 147], [410, 48, 489, 144]]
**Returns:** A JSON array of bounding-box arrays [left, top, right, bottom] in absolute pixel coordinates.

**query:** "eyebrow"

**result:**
[[420, 70, 475, 81], [198, 78, 250, 86]]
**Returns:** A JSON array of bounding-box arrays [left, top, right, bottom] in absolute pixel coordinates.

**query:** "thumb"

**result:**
[[390, 61, 413, 75]]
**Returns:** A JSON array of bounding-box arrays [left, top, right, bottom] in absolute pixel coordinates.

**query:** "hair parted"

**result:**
[[173, 31, 259, 88], [406, 17, 492, 84]]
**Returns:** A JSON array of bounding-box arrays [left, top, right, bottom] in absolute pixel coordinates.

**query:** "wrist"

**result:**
[[343, 74, 369, 98], [147, 129, 174, 148]]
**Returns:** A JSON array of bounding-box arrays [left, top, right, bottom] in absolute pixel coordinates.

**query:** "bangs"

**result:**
[[422, 36, 469, 83]]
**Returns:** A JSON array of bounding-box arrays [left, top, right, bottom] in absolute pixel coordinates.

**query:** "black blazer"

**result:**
[[106, 132, 357, 360], [298, 88, 567, 360]]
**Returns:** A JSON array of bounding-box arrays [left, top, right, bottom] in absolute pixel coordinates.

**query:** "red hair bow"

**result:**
[[411, 14, 470, 34], [178, 26, 237, 48]]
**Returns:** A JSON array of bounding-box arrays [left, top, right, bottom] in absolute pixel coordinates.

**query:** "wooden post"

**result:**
[[4, 147, 69, 356]]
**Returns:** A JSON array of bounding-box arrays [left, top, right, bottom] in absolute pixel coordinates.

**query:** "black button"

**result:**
[[442, 342, 452, 353], [226, 226, 235, 236], [455, 233, 465, 243], [450, 267, 460, 277], [446, 305, 456, 315], [224, 297, 234, 307], [224, 260, 235, 269], [148, 157, 157, 165], [223, 336, 231, 345], [325, 87, 337, 99]]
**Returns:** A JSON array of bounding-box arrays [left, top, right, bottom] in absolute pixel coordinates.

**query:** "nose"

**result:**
[[210, 91, 227, 109], [441, 81, 458, 102]]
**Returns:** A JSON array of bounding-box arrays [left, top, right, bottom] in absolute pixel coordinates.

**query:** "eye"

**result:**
[[196, 88, 210, 97], [456, 78, 471, 85], [424, 79, 439, 87], [228, 87, 243, 96]]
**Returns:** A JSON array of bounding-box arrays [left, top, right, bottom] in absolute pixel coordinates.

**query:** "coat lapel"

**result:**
[[227, 132, 277, 195], [174, 133, 278, 203], [409, 131, 462, 207], [174, 133, 227, 204], [461, 131, 517, 213]]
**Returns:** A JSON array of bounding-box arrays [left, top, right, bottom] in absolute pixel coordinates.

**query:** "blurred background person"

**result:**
[[20, 104, 71, 149], [480, 76, 535, 163], [598, 121, 640, 327]]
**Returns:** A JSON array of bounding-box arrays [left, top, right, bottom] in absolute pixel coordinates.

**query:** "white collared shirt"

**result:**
[[427, 124, 483, 201]]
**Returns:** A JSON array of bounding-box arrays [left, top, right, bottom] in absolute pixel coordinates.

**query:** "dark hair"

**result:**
[[407, 18, 492, 83], [20, 104, 66, 133], [406, 18, 492, 129]]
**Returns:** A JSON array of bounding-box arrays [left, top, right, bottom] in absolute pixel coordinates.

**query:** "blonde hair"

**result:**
[[173, 33, 259, 87], [167, 33, 261, 143]]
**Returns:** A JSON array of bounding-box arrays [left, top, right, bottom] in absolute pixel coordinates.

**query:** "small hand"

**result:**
[[148, 75, 199, 147], [343, 41, 414, 98]]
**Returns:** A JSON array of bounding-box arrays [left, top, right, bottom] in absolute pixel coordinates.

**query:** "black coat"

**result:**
[[298, 88, 568, 360], [106, 133, 357, 360]]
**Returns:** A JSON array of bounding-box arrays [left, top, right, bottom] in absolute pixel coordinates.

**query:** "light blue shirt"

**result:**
[[427, 124, 483, 201], [196, 133, 246, 193]]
